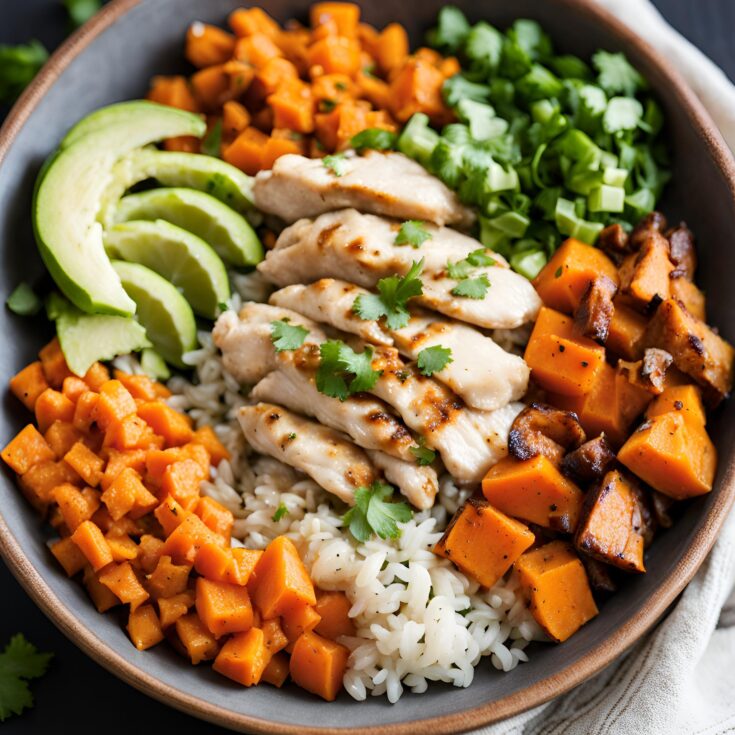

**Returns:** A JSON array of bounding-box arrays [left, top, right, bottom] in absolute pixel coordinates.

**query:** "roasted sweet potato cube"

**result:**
[[314, 591, 355, 641], [158, 590, 196, 628], [618, 232, 673, 309], [618, 412, 716, 499], [514, 540, 598, 642], [213, 627, 272, 686], [433, 498, 534, 587], [63, 441, 104, 486], [560, 435, 616, 484], [508, 403, 586, 465], [10, 361, 50, 411], [289, 630, 348, 701], [175, 612, 220, 664], [262, 617, 289, 654], [645, 384, 706, 427], [2, 424, 56, 475], [671, 276, 706, 321], [196, 577, 254, 637], [644, 298, 734, 406], [605, 298, 648, 360], [49, 536, 87, 577], [225, 548, 263, 586], [573, 275, 618, 343], [261, 652, 290, 688], [146, 555, 192, 599], [127, 604, 164, 650], [574, 470, 647, 573], [481, 455, 584, 533], [82, 565, 119, 612], [99, 561, 150, 611]]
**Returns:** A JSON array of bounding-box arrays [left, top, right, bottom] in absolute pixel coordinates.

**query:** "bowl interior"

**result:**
[[1, 0, 735, 732]]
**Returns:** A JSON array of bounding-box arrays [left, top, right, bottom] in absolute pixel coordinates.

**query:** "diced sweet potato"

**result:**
[[101, 449, 147, 490], [560, 435, 616, 484], [106, 534, 139, 562], [262, 617, 289, 654], [20, 460, 80, 511], [606, 299, 648, 360], [434, 498, 535, 587], [63, 441, 104, 487], [261, 652, 290, 687], [62, 376, 88, 403], [618, 232, 673, 309], [193, 542, 234, 582], [161, 459, 205, 510], [195, 496, 234, 541], [225, 548, 263, 586], [289, 630, 349, 701], [645, 384, 706, 427], [35, 389, 75, 434], [101, 467, 154, 521], [533, 239, 619, 314], [671, 276, 706, 321], [127, 604, 164, 650], [53, 483, 100, 532], [314, 591, 355, 640], [71, 520, 113, 571], [618, 412, 716, 499], [192, 426, 230, 465], [281, 603, 322, 642], [10, 361, 49, 411], [154, 497, 187, 537], [508, 402, 586, 465], [573, 275, 618, 343], [94, 380, 137, 431], [158, 590, 196, 628], [49, 536, 87, 577], [39, 338, 72, 387], [524, 307, 606, 397], [99, 561, 150, 611], [82, 362, 110, 392], [137, 401, 193, 447], [161, 513, 225, 564], [644, 298, 734, 406], [185, 22, 236, 68], [45, 421, 84, 460], [515, 540, 598, 642], [175, 612, 220, 664], [72, 391, 99, 432], [146, 555, 192, 600], [196, 577, 254, 637], [213, 627, 272, 686], [83, 565, 119, 612], [137, 534, 165, 574], [482, 456, 584, 533], [249, 536, 316, 618], [2, 424, 56, 475], [574, 470, 647, 573]]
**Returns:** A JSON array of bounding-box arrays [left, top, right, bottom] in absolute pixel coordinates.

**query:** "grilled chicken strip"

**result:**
[[212, 304, 325, 384], [253, 151, 474, 227], [366, 451, 437, 510], [258, 209, 541, 329], [270, 279, 530, 410], [238, 403, 376, 505]]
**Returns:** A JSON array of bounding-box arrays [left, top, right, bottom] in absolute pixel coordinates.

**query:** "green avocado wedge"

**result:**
[[112, 260, 198, 368], [33, 102, 206, 316], [104, 219, 230, 319], [114, 187, 263, 268], [99, 148, 254, 225], [46, 293, 151, 377]]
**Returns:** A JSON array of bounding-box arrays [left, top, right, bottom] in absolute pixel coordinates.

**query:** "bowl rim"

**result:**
[[1, 0, 735, 732]]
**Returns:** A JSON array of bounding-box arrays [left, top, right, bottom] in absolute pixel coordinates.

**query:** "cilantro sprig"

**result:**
[[323, 153, 348, 176], [352, 259, 424, 330], [270, 319, 308, 352], [272, 503, 288, 522], [316, 341, 382, 401], [446, 248, 494, 300], [350, 128, 397, 152], [342, 481, 413, 543], [395, 221, 431, 248], [417, 345, 453, 376], [410, 437, 436, 466], [451, 275, 490, 299], [0, 634, 53, 722]]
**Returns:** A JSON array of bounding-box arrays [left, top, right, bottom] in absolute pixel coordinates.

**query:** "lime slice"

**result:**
[[114, 187, 263, 268], [105, 219, 230, 319], [112, 260, 197, 368], [140, 348, 171, 381], [100, 148, 253, 225]]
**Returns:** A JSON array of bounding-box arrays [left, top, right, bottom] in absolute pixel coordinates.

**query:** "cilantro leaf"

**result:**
[[342, 482, 413, 542], [201, 118, 222, 158], [446, 258, 473, 280], [350, 128, 397, 152], [270, 320, 308, 352], [592, 50, 645, 97], [0, 42, 48, 103], [395, 221, 431, 248], [323, 153, 348, 176], [272, 503, 288, 522], [466, 248, 497, 267], [352, 259, 424, 330], [64, 0, 102, 27], [316, 341, 382, 401], [0, 634, 52, 722], [603, 96, 644, 133], [427, 6, 470, 53], [6, 282, 41, 316], [417, 345, 453, 377], [451, 274, 490, 299], [410, 439, 436, 466]]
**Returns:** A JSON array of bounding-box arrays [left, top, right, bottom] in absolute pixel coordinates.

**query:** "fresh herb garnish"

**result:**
[[352, 259, 424, 330], [323, 153, 348, 176], [592, 50, 646, 96], [318, 98, 337, 113], [272, 503, 288, 522], [316, 341, 382, 401], [451, 274, 490, 299], [201, 118, 223, 158], [395, 221, 431, 248], [0, 634, 53, 722], [350, 128, 398, 152], [416, 345, 453, 377], [342, 481, 413, 543], [0, 42, 48, 103], [270, 319, 308, 352], [466, 248, 497, 267], [6, 283, 42, 316], [410, 437, 436, 466], [64, 0, 102, 27]]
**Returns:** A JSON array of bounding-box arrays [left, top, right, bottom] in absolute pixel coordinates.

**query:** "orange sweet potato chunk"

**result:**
[[281, 602, 322, 643], [10, 361, 49, 411], [83, 565, 119, 612], [262, 617, 289, 654], [261, 652, 290, 688], [2, 425, 56, 475], [213, 627, 272, 686], [35, 389, 75, 434], [515, 541, 598, 642], [158, 590, 196, 628], [289, 630, 349, 701], [314, 591, 355, 640], [63, 441, 104, 487], [49, 536, 87, 577], [482, 455, 584, 533], [196, 577, 254, 637], [175, 612, 220, 664], [137, 401, 193, 447], [127, 604, 164, 650], [71, 520, 113, 571], [99, 561, 150, 611], [146, 555, 192, 600], [606, 299, 648, 360], [434, 498, 535, 587], [53, 483, 100, 533], [645, 384, 706, 427], [225, 548, 263, 586]]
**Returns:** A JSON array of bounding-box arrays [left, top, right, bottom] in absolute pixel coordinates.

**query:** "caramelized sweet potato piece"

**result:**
[[650, 490, 676, 529], [514, 540, 598, 642], [618, 348, 674, 396], [560, 434, 616, 484], [629, 211, 667, 250], [666, 223, 696, 279], [573, 275, 618, 343], [644, 298, 734, 406], [574, 470, 647, 573], [605, 298, 648, 360], [670, 275, 706, 321], [597, 223, 630, 263], [508, 403, 586, 465], [581, 556, 617, 594], [645, 384, 706, 427], [433, 497, 535, 587], [619, 233, 674, 309]]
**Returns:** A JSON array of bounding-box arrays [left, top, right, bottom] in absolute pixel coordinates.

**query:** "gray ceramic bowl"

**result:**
[[1, 0, 735, 732]]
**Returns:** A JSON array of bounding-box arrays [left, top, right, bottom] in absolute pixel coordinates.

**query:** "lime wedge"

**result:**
[[100, 148, 253, 225], [141, 348, 171, 381], [114, 187, 262, 268], [112, 260, 197, 368], [105, 219, 230, 319]]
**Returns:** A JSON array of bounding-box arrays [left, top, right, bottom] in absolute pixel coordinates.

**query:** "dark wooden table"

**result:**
[[1, 1, 733, 732]]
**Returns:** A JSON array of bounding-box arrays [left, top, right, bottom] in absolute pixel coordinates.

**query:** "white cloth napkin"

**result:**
[[477, 3, 735, 733]]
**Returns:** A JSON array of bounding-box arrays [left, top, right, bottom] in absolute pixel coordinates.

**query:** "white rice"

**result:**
[[152, 281, 545, 702]]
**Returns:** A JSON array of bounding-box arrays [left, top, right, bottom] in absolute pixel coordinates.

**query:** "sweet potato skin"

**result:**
[[508, 403, 586, 465], [560, 434, 616, 484]]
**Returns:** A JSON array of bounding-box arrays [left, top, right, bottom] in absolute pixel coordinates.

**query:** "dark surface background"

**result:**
[[0, 0, 733, 733]]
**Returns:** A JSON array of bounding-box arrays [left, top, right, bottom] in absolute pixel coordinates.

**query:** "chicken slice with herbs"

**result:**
[[258, 209, 541, 329], [270, 279, 529, 410], [366, 450, 437, 510], [253, 152, 474, 227], [237, 403, 376, 505], [212, 303, 325, 385]]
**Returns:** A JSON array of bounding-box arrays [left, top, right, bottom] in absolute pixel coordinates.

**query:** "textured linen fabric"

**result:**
[[476, 2, 735, 732]]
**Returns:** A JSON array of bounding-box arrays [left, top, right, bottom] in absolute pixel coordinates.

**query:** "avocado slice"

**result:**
[[46, 293, 151, 377], [99, 148, 254, 225], [33, 101, 206, 316]]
